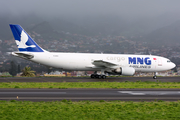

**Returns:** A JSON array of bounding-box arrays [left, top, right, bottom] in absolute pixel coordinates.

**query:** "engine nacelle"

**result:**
[[113, 67, 135, 76]]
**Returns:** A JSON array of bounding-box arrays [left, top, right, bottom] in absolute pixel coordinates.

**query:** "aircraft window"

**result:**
[[167, 60, 171, 63]]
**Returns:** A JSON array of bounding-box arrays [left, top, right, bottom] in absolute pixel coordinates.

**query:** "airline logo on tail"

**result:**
[[9, 24, 44, 52], [16, 30, 36, 49]]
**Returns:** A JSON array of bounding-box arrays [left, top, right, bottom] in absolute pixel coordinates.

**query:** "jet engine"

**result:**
[[112, 67, 135, 76]]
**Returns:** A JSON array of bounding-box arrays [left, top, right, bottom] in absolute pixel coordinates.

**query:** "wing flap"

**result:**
[[92, 60, 118, 68]]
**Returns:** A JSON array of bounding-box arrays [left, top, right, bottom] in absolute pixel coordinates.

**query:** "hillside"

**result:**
[[144, 20, 180, 45]]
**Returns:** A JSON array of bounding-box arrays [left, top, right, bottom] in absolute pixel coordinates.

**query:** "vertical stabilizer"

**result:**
[[9, 24, 45, 52]]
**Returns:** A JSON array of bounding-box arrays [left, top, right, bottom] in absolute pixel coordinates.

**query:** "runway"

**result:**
[[1, 89, 180, 101], [0, 76, 180, 82]]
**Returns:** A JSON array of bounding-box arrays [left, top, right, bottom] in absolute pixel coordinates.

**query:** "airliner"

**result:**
[[9, 24, 176, 79]]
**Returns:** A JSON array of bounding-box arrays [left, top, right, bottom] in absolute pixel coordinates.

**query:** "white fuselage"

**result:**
[[9, 24, 176, 78], [25, 52, 175, 73]]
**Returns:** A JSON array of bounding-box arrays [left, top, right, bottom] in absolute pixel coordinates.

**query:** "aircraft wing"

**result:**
[[12, 52, 34, 59], [92, 60, 118, 68]]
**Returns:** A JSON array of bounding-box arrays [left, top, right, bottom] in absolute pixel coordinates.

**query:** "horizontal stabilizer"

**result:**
[[12, 52, 34, 59]]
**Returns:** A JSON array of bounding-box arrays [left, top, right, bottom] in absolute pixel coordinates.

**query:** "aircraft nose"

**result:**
[[171, 62, 176, 69]]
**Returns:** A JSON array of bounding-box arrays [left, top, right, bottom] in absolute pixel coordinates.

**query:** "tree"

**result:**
[[17, 64, 21, 73], [173, 67, 178, 73], [9, 61, 17, 76], [47, 67, 52, 74], [21, 67, 36, 77]]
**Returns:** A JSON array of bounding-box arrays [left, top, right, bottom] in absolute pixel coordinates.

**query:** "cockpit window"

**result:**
[[167, 60, 171, 63]]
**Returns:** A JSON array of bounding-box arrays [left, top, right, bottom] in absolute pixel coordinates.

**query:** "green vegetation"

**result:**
[[0, 81, 180, 88], [0, 75, 12, 77], [21, 67, 35, 77], [9, 61, 17, 76], [0, 100, 180, 120]]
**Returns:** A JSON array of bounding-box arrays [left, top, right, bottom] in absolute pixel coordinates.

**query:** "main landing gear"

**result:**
[[153, 72, 157, 79], [90, 70, 107, 79], [91, 74, 106, 79]]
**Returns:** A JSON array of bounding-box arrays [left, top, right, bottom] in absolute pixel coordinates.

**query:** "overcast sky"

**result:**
[[1, 0, 180, 19]]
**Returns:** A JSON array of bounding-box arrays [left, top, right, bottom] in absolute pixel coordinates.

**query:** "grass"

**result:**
[[0, 81, 180, 88], [0, 75, 12, 77], [0, 100, 180, 120]]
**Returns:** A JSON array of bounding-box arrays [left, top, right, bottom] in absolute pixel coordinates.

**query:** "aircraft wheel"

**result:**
[[91, 74, 95, 78], [95, 74, 100, 78], [98, 75, 102, 79], [153, 76, 157, 79], [153, 72, 157, 79], [101, 75, 106, 79]]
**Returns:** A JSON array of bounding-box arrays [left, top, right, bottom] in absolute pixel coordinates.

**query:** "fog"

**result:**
[[1, 0, 180, 72], [1, 0, 180, 19], [1, 0, 180, 43]]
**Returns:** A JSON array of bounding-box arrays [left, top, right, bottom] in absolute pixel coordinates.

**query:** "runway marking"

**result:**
[[118, 91, 180, 95], [118, 91, 145, 95], [0, 92, 66, 94]]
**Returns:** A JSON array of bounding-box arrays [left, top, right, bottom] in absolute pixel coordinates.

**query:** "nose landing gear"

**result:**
[[153, 72, 157, 79]]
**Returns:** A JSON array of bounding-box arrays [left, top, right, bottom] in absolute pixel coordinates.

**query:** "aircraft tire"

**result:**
[[153, 76, 157, 79], [98, 75, 102, 79], [95, 74, 100, 79], [91, 74, 95, 78], [101, 75, 106, 79]]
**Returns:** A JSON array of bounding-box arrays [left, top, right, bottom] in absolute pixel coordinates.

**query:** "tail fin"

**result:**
[[9, 24, 44, 52]]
